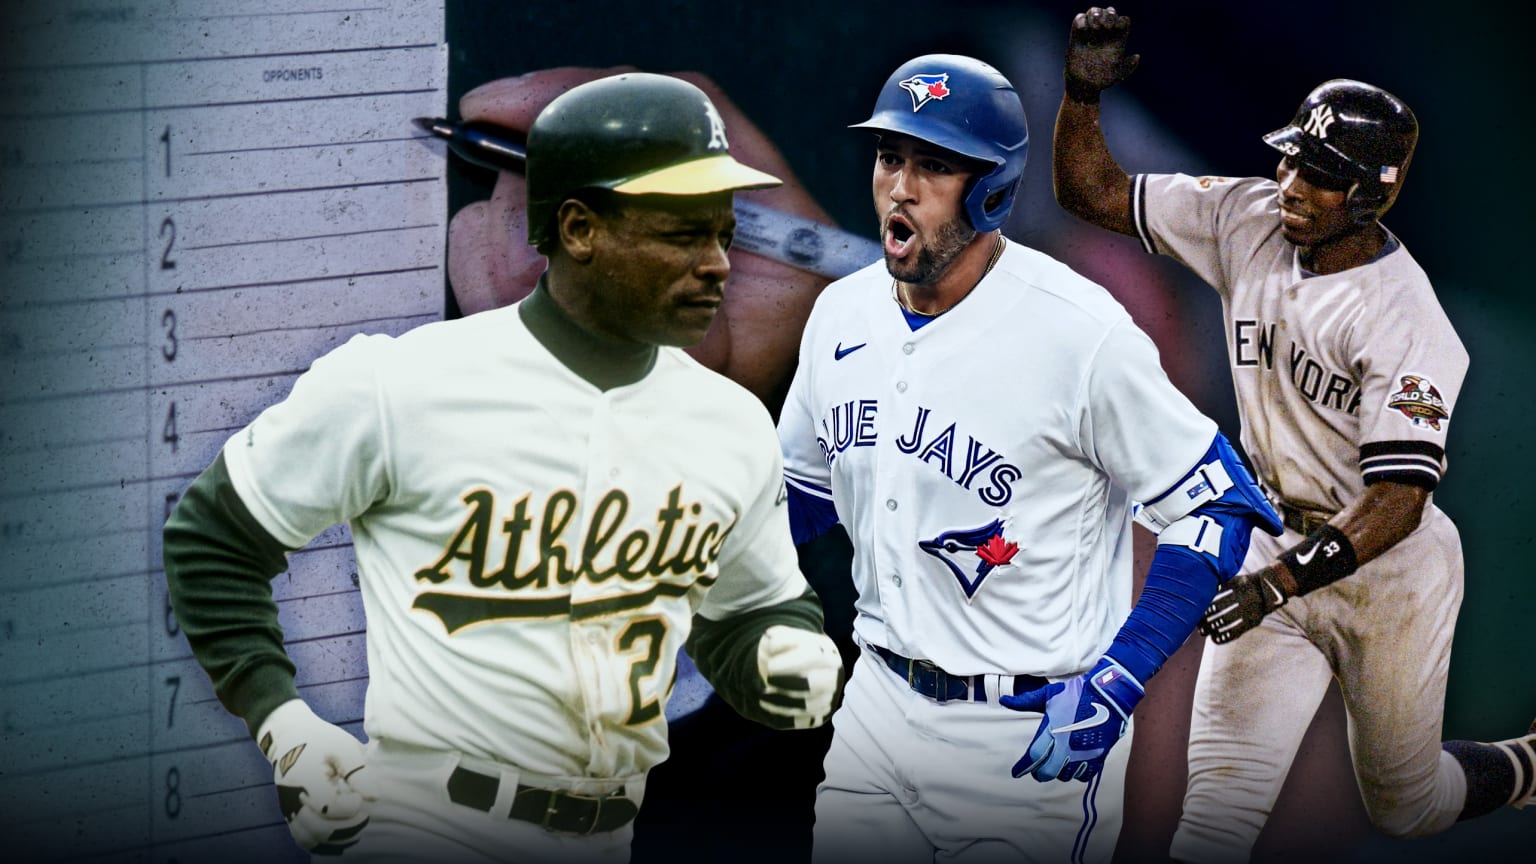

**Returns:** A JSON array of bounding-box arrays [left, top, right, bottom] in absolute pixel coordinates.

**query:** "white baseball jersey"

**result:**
[[778, 241, 1216, 678], [1131, 173, 1468, 508], [223, 299, 808, 782]]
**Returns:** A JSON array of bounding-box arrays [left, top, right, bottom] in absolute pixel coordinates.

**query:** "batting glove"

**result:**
[[256, 698, 378, 855], [1199, 567, 1291, 644], [1065, 6, 1141, 102], [1000, 657, 1144, 782], [756, 625, 845, 730]]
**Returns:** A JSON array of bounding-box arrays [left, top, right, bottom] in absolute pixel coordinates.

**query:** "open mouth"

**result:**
[[885, 215, 916, 257]]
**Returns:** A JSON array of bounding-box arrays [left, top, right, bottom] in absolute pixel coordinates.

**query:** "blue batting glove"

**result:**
[[1000, 657, 1144, 782]]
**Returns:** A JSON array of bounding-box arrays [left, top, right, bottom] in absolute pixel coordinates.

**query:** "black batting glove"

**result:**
[[1199, 567, 1291, 644], [1066, 6, 1141, 103]]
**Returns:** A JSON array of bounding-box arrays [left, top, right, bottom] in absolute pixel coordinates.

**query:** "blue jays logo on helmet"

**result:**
[[851, 54, 1029, 233], [898, 73, 950, 112], [918, 519, 1019, 600]]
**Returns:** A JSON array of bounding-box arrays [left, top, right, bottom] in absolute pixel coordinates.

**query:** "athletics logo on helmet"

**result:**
[[851, 54, 1028, 233], [1263, 79, 1417, 224], [899, 73, 951, 111], [525, 72, 781, 252]]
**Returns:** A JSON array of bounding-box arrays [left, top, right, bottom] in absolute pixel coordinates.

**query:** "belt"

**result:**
[[446, 765, 638, 835], [870, 644, 1047, 704], [1279, 503, 1335, 536]]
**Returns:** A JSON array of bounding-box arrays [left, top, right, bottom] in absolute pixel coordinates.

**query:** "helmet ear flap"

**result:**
[[965, 166, 1024, 233]]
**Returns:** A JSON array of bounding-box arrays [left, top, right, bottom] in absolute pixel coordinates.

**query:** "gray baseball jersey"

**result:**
[[1131, 173, 1467, 508], [1132, 172, 1475, 859], [222, 300, 808, 782]]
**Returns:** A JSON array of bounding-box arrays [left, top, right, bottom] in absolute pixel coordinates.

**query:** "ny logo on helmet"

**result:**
[[703, 99, 729, 150], [898, 73, 951, 112], [1303, 104, 1336, 139]]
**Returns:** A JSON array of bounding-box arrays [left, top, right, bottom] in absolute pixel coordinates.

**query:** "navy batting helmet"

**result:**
[[850, 54, 1029, 233], [1263, 79, 1417, 224], [526, 72, 781, 252]]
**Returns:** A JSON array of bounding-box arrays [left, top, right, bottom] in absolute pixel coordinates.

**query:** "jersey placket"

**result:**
[[569, 391, 625, 777], [872, 329, 927, 642]]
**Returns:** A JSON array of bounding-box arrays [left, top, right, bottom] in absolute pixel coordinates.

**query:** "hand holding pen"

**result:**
[[436, 67, 868, 410]]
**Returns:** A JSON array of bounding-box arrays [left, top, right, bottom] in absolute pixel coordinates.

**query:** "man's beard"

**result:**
[[885, 214, 977, 286]]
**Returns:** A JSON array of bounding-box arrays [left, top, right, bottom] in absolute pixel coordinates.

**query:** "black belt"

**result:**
[[871, 644, 1047, 704], [446, 765, 638, 835], [1279, 503, 1334, 536]]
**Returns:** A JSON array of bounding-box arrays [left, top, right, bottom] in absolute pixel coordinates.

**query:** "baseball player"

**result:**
[[1051, 7, 1536, 860], [777, 54, 1282, 864], [163, 72, 844, 863]]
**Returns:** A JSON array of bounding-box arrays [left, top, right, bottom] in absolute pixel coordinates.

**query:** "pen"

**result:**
[[415, 117, 881, 280]]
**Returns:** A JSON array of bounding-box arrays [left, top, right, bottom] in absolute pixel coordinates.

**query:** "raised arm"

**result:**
[[1053, 6, 1141, 237]]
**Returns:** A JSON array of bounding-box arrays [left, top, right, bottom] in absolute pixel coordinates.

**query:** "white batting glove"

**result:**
[[256, 699, 378, 854], [756, 625, 844, 730]]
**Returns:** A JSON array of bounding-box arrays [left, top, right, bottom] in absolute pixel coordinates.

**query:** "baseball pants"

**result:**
[[814, 642, 1130, 864], [333, 738, 639, 864], [1171, 506, 1467, 862]]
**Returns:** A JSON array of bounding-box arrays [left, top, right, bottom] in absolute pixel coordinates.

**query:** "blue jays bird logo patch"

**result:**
[[899, 73, 950, 111], [1386, 374, 1449, 431], [918, 519, 1018, 600]]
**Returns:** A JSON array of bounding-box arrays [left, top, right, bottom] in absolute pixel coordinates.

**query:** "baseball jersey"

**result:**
[[778, 241, 1216, 678], [1131, 173, 1468, 509], [221, 297, 808, 781]]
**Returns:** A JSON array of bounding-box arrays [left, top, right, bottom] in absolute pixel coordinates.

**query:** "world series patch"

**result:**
[[1385, 374, 1449, 431]]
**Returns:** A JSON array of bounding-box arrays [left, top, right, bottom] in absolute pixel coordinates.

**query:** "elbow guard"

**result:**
[[1133, 433, 1283, 580]]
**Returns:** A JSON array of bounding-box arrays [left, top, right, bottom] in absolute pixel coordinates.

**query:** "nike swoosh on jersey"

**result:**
[[1294, 542, 1320, 565], [834, 342, 867, 360], [1051, 703, 1111, 733]]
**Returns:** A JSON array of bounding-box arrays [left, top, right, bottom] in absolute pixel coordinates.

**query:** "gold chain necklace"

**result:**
[[894, 235, 1006, 318]]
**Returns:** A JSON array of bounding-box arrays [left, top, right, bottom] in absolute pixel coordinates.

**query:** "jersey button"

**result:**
[[902, 343, 914, 355], [895, 381, 907, 393], [892, 574, 903, 587], [885, 499, 897, 511]]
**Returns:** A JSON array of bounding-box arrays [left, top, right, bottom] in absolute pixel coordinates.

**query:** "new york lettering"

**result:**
[[1233, 318, 1360, 413]]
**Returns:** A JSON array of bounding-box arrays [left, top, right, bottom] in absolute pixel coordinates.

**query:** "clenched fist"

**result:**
[[756, 625, 845, 730], [256, 699, 379, 854], [1065, 6, 1140, 103]]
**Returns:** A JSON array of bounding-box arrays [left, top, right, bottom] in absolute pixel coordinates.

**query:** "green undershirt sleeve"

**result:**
[[163, 452, 300, 738], [684, 587, 825, 728]]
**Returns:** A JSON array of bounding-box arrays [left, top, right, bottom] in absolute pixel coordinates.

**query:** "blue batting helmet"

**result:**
[[851, 54, 1029, 232]]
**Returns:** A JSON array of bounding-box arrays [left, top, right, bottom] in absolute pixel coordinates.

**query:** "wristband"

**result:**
[[1278, 523, 1358, 595]]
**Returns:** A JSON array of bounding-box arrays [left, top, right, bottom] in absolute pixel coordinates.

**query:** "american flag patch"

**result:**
[[1380, 165, 1400, 183]]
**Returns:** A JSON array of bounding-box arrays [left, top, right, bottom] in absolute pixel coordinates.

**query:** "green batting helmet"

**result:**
[[526, 72, 781, 251]]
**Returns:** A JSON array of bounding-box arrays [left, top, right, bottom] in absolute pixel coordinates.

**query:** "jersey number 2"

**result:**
[[619, 617, 667, 725]]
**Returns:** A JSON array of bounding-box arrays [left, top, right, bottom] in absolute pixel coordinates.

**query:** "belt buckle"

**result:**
[[909, 657, 935, 683], [537, 789, 565, 832], [542, 790, 603, 836]]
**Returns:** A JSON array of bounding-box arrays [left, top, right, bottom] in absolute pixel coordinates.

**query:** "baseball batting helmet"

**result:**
[[525, 72, 781, 251], [850, 54, 1029, 233], [1263, 79, 1417, 224]]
